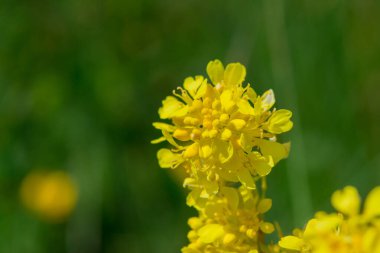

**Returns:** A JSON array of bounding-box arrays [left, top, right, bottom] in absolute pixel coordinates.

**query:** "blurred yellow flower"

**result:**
[[279, 185, 380, 253], [20, 170, 78, 222], [153, 59, 292, 197]]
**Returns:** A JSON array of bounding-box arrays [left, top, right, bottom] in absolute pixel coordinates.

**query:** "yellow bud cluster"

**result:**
[[152, 59, 293, 196]]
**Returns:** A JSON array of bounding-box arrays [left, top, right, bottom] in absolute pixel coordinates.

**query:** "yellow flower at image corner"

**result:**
[[152, 59, 293, 195], [20, 170, 78, 222], [279, 185, 380, 253]]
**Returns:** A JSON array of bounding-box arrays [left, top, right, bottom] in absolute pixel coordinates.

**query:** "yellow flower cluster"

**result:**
[[153, 60, 293, 252], [279, 186, 380, 253], [153, 59, 292, 197], [182, 186, 274, 253]]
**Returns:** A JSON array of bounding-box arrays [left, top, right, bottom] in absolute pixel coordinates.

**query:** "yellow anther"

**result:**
[[188, 217, 203, 229], [212, 119, 220, 127], [201, 108, 209, 115], [229, 119, 246, 131], [246, 228, 257, 239], [209, 129, 218, 138], [200, 145, 213, 158], [190, 128, 201, 140], [219, 113, 229, 123], [183, 143, 199, 158], [211, 110, 219, 117], [239, 225, 247, 233], [223, 233, 236, 245], [203, 114, 212, 120], [203, 119, 212, 129], [184, 117, 200, 126], [190, 118, 200, 125], [187, 230, 198, 240], [173, 128, 190, 141], [202, 130, 210, 138], [221, 128, 232, 140]]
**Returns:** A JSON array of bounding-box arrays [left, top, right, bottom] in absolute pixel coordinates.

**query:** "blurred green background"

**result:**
[[1, 0, 380, 252]]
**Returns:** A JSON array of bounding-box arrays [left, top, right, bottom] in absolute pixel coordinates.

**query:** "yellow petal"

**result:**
[[223, 233, 236, 245], [158, 96, 188, 119], [202, 179, 219, 195], [237, 167, 255, 189], [304, 215, 341, 237], [221, 128, 232, 141], [224, 62, 246, 87], [220, 90, 235, 113], [200, 144, 213, 158], [152, 122, 175, 132], [188, 217, 203, 230], [250, 153, 274, 176], [279, 236, 304, 251], [150, 136, 166, 144], [195, 80, 208, 99], [186, 189, 201, 207], [215, 140, 234, 164], [238, 133, 254, 153], [206, 59, 224, 85], [218, 163, 239, 182], [197, 224, 224, 243], [183, 143, 199, 158], [229, 119, 246, 131], [162, 130, 182, 148], [331, 185, 361, 216], [260, 89, 275, 111], [246, 86, 257, 101], [220, 187, 239, 211], [266, 109, 293, 134], [157, 149, 183, 168], [364, 186, 380, 219], [256, 139, 290, 164], [237, 99, 255, 115], [183, 177, 197, 188], [183, 76, 207, 99]]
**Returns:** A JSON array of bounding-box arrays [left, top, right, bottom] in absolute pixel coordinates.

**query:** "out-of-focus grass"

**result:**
[[0, 0, 380, 252]]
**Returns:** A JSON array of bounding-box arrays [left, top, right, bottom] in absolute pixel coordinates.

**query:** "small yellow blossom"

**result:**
[[153, 59, 293, 196], [182, 186, 275, 253], [279, 185, 380, 253], [20, 170, 78, 222]]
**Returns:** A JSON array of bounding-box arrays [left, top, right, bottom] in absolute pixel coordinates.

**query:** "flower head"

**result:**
[[20, 170, 78, 222], [279, 186, 380, 253], [153, 60, 293, 196], [182, 186, 275, 253]]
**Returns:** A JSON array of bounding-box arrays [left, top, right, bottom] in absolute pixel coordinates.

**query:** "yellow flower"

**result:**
[[20, 170, 78, 222], [279, 186, 380, 253], [153, 59, 293, 195], [182, 186, 275, 253]]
